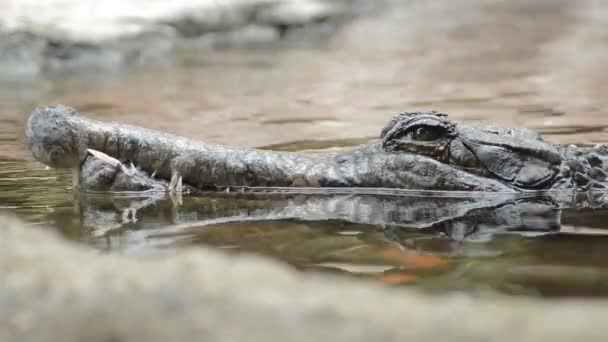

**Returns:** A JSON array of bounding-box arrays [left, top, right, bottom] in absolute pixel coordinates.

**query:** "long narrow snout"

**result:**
[[25, 106, 519, 191]]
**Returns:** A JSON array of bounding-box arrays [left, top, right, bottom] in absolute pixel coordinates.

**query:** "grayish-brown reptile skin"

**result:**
[[25, 105, 608, 193]]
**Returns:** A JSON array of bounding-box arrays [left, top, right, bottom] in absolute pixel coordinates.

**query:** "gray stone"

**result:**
[[43, 27, 177, 74], [0, 0, 365, 77], [0, 32, 46, 79], [183, 25, 280, 49], [256, 0, 342, 26], [2, 215, 608, 341]]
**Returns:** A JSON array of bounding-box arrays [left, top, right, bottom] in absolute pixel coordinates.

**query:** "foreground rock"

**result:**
[[1, 215, 608, 341], [0, 0, 369, 77]]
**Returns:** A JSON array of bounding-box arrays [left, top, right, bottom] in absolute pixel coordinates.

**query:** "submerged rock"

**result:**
[[1, 215, 608, 341], [0, 0, 368, 77]]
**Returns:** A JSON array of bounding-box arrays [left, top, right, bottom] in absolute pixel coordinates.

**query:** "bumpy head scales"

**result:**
[[379, 110, 571, 190]]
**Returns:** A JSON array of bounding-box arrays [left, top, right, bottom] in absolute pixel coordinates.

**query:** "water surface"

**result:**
[[4, 0, 608, 297]]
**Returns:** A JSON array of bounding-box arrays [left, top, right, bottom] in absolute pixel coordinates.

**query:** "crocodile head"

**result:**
[[381, 112, 564, 189]]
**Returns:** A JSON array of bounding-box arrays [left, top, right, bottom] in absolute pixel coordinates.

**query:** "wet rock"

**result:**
[[2, 215, 608, 341], [0, 0, 367, 77], [257, 0, 342, 26], [183, 25, 280, 49], [43, 27, 177, 73]]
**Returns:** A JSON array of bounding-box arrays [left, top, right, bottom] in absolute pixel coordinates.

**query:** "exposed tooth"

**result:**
[[87, 149, 121, 167], [169, 174, 184, 206], [169, 172, 181, 191], [72, 167, 80, 190], [170, 190, 183, 207]]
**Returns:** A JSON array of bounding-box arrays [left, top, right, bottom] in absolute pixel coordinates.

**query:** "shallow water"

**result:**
[[5, 0, 608, 297]]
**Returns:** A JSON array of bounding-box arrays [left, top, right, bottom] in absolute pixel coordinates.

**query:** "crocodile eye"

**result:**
[[410, 126, 445, 141]]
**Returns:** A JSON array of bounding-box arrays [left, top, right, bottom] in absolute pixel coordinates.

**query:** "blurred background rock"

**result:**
[[0, 0, 376, 76], [2, 0, 608, 156]]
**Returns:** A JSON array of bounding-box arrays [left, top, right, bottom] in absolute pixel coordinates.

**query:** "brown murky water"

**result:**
[[4, 0, 608, 297]]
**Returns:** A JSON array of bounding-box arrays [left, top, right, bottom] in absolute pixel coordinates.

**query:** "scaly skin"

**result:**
[[25, 105, 608, 193], [26, 105, 514, 192]]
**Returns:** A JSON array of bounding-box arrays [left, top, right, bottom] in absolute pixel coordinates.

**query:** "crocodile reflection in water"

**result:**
[[73, 192, 562, 243]]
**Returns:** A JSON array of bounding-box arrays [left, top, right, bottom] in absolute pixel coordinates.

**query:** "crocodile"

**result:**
[[25, 105, 608, 193]]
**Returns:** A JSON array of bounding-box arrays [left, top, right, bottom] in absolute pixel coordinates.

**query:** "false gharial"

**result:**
[[25, 105, 608, 193]]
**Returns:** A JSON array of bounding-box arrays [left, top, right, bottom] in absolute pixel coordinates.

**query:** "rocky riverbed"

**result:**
[[2, 215, 608, 341]]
